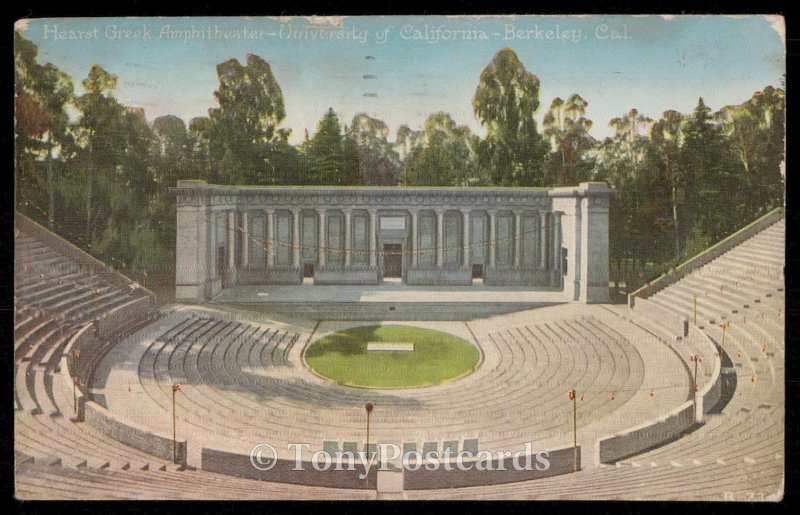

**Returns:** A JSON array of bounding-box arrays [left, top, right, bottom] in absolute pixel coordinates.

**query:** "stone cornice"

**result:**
[[170, 181, 614, 210], [173, 180, 614, 209]]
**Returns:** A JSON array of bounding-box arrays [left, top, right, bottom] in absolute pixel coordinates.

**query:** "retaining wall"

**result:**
[[403, 445, 578, 489], [201, 447, 377, 489], [85, 401, 187, 464]]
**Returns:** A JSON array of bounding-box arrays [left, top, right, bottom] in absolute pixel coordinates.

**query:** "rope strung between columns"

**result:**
[[18, 192, 566, 266], [207, 215, 561, 259]]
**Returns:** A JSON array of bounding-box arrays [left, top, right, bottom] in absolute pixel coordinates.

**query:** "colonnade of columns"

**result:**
[[220, 207, 562, 273], [174, 181, 611, 303]]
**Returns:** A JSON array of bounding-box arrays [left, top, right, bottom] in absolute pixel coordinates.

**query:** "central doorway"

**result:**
[[383, 244, 402, 278]]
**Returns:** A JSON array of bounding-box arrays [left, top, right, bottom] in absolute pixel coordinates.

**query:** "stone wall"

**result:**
[[201, 447, 377, 489], [403, 445, 579, 489], [596, 401, 695, 464], [406, 267, 472, 286], [314, 266, 380, 285], [85, 401, 187, 465]]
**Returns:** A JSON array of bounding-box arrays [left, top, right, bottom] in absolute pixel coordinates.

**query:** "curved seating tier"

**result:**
[[15, 215, 784, 500], [407, 218, 785, 500], [94, 303, 687, 469]]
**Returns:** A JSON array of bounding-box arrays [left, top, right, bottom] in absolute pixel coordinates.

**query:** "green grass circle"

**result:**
[[304, 325, 480, 388]]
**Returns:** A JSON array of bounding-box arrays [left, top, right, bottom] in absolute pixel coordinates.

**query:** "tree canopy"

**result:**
[[14, 30, 785, 295]]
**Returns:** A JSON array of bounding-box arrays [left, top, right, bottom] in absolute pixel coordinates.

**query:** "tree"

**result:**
[[679, 98, 740, 246], [347, 114, 402, 186], [717, 87, 785, 215], [153, 115, 190, 185], [74, 64, 122, 243], [394, 125, 423, 161], [14, 31, 75, 228], [402, 112, 479, 186], [340, 133, 361, 186], [650, 110, 686, 260], [208, 54, 290, 184], [472, 47, 548, 186], [595, 108, 657, 275], [187, 116, 214, 182], [308, 108, 343, 184], [543, 94, 596, 185]]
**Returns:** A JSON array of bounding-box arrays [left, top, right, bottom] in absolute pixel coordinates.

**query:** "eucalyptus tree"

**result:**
[[472, 48, 548, 186], [717, 86, 785, 215], [542, 93, 595, 186], [347, 114, 402, 186], [650, 110, 685, 260], [209, 54, 290, 184], [402, 112, 479, 186]]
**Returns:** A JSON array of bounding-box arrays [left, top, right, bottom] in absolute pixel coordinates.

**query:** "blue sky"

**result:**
[[16, 15, 785, 144]]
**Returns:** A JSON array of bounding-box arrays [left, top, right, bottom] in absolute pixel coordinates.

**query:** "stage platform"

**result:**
[[209, 282, 571, 321]]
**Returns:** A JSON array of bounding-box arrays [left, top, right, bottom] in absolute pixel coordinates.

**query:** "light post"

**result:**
[[172, 383, 181, 463], [73, 377, 80, 414], [365, 402, 373, 489], [720, 322, 728, 349], [690, 355, 702, 421], [568, 389, 578, 471], [693, 294, 697, 325]]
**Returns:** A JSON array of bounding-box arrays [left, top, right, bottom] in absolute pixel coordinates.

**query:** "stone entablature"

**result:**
[[172, 181, 613, 304]]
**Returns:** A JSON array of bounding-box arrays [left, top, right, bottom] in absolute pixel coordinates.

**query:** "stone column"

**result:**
[[317, 208, 326, 268], [461, 209, 471, 267], [578, 182, 612, 303], [513, 210, 522, 268], [553, 211, 563, 280], [292, 209, 301, 267], [411, 210, 418, 268], [242, 210, 249, 267], [344, 209, 352, 267], [436, 209, 445, 268], [175, 200, 210, 302], [488, 209, 497, 268], [227, 210, 236, 270], [369, 209, 377, 268], [266, 209, 275, 267], [540, 211, 548, 270], [207, 209, 215, 281]]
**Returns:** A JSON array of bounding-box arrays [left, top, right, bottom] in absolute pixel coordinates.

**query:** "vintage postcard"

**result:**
[[13, 15, 785, 501]]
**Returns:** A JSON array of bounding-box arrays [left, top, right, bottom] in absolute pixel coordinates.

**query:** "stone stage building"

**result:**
[[173, 180, 612, 303]]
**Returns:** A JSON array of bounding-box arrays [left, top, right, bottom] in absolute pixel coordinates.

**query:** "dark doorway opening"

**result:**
[[217, 247, 225, 276], [383, 244, 402, 278], [472, 264, 483, 279], [303, 264, 314, 278]]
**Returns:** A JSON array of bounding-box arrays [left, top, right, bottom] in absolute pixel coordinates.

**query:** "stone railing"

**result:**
[[595, 300, 723, 465], [595, 401, 695, 464], [201, 447, 377, 489], [628, 207, 784, 307], [403, 445, 579, 489], [85, 401, 187, 465]]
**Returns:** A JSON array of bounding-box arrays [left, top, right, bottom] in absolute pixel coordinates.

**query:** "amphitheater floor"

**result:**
[[94, 302, 692, 469], [211, 282, 569, 303]]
